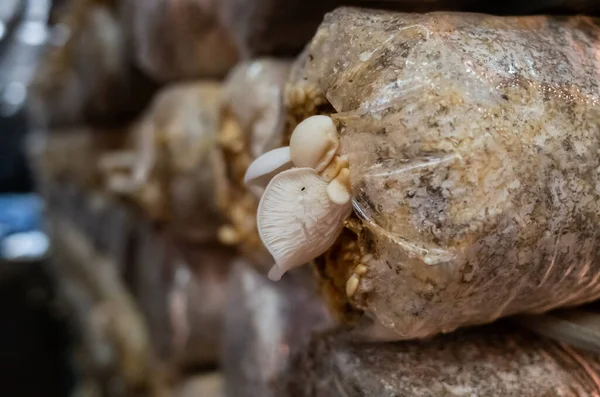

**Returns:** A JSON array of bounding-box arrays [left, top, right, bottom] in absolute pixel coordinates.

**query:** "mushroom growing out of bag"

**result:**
[[214, 59, 295, 269], [249, 7, 600, 341], [245, 115, 352, 280]]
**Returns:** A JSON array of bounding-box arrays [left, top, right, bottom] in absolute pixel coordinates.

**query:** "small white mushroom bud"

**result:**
[[320, 154, 349, 183], [257, 167, 352, 281], [244, 146, 293, 188], [289, 115, 339, 172], [326, 168, 351, 205]]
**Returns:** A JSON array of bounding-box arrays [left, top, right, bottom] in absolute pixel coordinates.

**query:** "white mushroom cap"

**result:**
[[244, 146, 293, 188], [257, 167, 352, 281], [290, 115, 339, 172]]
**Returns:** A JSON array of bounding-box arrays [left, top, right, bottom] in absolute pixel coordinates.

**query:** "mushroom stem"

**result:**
[[244, 146, 293, 187], [320, 155, 349, 183], [268, 264, 286, 281], [327, 168, 351, 204]]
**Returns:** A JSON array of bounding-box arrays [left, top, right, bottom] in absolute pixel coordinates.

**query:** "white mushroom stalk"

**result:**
[[244, 146, 292, 188], [244, 115, 353, 281]]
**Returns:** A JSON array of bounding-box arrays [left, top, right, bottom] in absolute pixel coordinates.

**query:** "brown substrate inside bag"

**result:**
[[221, 260, 334, 397], [215, 60, 293, 270], [215, 109, 271, 267], [284, 324, 600, 396], [313, 225, 365, 324], [285, 7, 600, 340], [284, 52, 371, 327]]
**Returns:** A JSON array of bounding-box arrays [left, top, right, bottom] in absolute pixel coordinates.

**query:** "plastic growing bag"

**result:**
[[215, 59, 292, 270], [99, 82, 225, 242], [286, 7, 600, 339], [285, 325, 600, 396]]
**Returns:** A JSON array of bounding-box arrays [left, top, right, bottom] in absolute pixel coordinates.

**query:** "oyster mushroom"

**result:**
[[244, 115, 354, 280], [245, 115, 350, 201], [258, 168, 352, 281]]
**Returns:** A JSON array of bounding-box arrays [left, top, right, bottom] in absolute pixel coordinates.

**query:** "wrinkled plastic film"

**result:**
[[292, 8, 600, 338]]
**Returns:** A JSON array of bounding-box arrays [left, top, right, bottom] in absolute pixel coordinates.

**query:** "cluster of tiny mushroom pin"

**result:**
[[244, 115, 354, 282]]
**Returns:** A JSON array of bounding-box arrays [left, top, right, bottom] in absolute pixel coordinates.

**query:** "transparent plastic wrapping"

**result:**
[[122, 0, 238, 82], [221, 261, 334, 397], [285, 325, 600, 396], [215, 60, 291, 269], [288, 7, 600, 339], [99, 82, 225, 242]]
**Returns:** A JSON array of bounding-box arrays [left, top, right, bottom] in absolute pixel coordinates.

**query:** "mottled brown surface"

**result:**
[[288, 8, 600, 339], [285, 325, 600, 397], [215, 59, 291, 270], [122, 0, 238, 82], [221, 260, 334, 397]]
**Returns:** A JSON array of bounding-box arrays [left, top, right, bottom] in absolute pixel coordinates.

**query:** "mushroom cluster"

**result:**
[[244, 115, 353, 281]]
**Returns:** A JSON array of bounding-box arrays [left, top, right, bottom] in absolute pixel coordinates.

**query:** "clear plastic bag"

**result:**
[[215, 60, 291, 269], [287, 7, 600, 339]]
